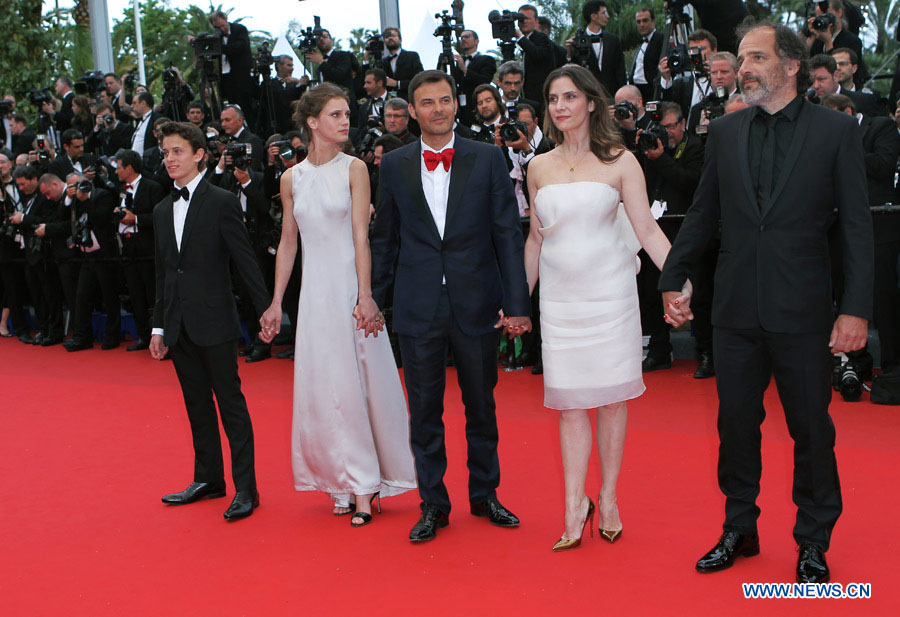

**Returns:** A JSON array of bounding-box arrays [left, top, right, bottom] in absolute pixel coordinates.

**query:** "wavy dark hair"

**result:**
[[541, 64, 624, 164], [292, 82, 351, 143], [736, 20, 810, 94]]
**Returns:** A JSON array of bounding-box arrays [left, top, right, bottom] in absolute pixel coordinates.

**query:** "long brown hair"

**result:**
[[542, 64, 624, 164], [292, 82, 350, 143]]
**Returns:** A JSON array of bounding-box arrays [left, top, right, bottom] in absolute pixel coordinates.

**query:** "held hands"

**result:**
[[259, 303, 283, 343], [353, 295, 385, 338], [494, 310, 533, 339], [662, 283, 693, 327], [149, 334, 168, 360], [829, 315, 868, 354]]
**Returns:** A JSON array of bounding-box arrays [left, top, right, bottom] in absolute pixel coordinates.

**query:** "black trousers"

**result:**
[[714, 326, 841, 550], [398, 288, 500, 514], [25, 259, 63, 338], [56, 258, 80, 332], [0, 256, 28, 334], [690, 237, 720, 355], [170, 327, 256, 492], [72, 255, 121, 345], [637, 249, 671, 358], [121, 236, 155, 341], [872, 239, 900, 370]]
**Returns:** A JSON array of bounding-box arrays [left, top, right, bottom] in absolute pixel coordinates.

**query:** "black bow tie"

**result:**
[[171, 186, 190, 202], [643, 37, 649, 43], [388, 53, 398, 60]]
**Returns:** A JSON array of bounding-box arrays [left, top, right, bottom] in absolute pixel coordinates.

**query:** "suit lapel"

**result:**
[[735, 108, 760, 216], [444, 139, 475, 231], [402, 143, 442, 242], [761, 101, 812, 219], [178, 178, 207, 257], [161, 196, 177, 258]]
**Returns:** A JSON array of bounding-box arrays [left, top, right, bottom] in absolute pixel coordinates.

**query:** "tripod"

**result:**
[[199, 57, 223, 122], [254, 74, 278, 138]]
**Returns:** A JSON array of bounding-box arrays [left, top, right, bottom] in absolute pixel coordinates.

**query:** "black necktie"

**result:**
[[757, 114, 778, 207], [171, 186, 190, 202]]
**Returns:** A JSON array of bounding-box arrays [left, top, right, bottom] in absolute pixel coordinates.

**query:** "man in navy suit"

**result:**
[[371, 71, 531, 543]]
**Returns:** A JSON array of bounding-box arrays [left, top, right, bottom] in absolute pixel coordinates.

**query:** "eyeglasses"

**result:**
[[661, 121, 681, 131]]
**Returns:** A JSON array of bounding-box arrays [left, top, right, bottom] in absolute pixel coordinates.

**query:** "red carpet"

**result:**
[[2, 340, 897, 615]]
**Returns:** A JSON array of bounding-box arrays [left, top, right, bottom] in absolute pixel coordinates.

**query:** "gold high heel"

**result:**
[[552, 498, 595, 552], [598, 501, 622, 544]]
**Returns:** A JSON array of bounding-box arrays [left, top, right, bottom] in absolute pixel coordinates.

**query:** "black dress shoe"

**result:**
[[161, 481, 227, 505], [410, 504, 449, 542], [40, 336, 63, 347], [244, 346, 271, 363], [276, 346, 294, 360], [641, 355, 672, 372], [238, 347, 252, 357], [694, 352, 715, 379], [531, 359, 543, 375], [696, 531, 760, 572], [64, 339, 93, 352], [126, 339, 149, 351], [224, 490, 259, 521], [796, 543, 830, 583], [31, 333, 44, 345], [101, 340, 120, 350], [18, 333, 34, 345], [470, 497, 520, 527]]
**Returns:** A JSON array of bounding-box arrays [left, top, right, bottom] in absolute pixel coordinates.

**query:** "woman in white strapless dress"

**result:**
[[524, 66, 690, 551], [259, 83, 416, 527]]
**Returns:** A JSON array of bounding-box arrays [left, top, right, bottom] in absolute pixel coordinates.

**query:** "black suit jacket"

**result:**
[[54, 92, 75, 133], [384, 50, 424, 102], [48, 154, 98, 183], [73, 188, 118, 257], [221, 22, 252, 81], [518, 30, 557, 104], [631, 31, 665, 91], [86, 122, 134, 157], [152, 177, 269, 347], [641, 134, 704, 217], [13, 129, 36, 157], [130, 175, 166, 232], [839, 87, 886, 118], [371, 137, 530, 337], [451, 53, 497, 126], [859, 115, 900, 206], [660, 100, 874, 332], [584, 32, 627, 98]]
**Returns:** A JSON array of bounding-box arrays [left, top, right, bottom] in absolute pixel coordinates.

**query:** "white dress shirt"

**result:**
[[151, 171, 205, 338], [586, 24, 604, 71], [119, 174, 141, 234], [131, 111, 152, 153], [660, 73, 710, 109], [632, 31, 656, 85], [420, 134, 455, 241], [221, 28, 232, 74], [2, 117, 11, 150]]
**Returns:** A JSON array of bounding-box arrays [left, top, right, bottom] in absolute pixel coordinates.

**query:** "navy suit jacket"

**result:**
[[371, 137, 530, 337]]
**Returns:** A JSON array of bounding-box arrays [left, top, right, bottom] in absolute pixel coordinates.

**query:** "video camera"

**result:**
[[75, 70, 105, 97], [637, 101, 669, 152], [123, 68, 139, 92], [191, 33, 223, 59], [570, 27, 603, 70], [366, 33, 385, 69], [225, 142, 252, 172], [297, 16, 323, 54], [253, 41, 275, 78], [23, 88, 53, 108], [489, 10, 524, 42]]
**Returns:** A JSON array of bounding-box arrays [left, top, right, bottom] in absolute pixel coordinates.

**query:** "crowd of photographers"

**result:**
[[1, 1, 898, 398]]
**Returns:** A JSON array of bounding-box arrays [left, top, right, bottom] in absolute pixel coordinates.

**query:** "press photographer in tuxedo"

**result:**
[[515, 5, 557, 104], [450, 30, 497, 127], [151, 122, 270, 521], [381, 27, 424, 103], [631, 7, 665, 103], [566, 1, 626, 98], [208, 10, 253, 117], [660, 23, 873, 583], [308, 28, 362, 124], [220, 104, 264, 171], [86, 103, 134, 157]]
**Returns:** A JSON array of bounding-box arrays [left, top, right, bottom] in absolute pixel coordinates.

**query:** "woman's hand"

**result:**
[[353, 296, 384, 337], [259, 303, 283, 343]]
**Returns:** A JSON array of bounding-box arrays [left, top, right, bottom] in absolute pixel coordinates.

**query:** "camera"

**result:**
[[469, 122, 496, 145], [366, 33, 385, 69], [206, 129, 228, 153], [162, 67, 179, 88], [358, 119, 385, 156], [499, 108, 527, 146], [271, 140, 298, 160], [297, 16, 323, 54], [114, 193, 133, 222], [34, 134, 50, 166], [27, 226, 43, 254], [637, 101, 669, 152], [23, 88, 52, 107], [225, 142, 252, 171], [833, 359, 862, 402], [101, 113, 116, 129], [123, 68, 139, 92], [191, 33, 223, 59], [76, 179, 93, 194], [570, 27, 603, 70], [614, 101, 637, 121], [0, 100, 13, 115], [812, 12, 836, 32], [488, 9, 524, 42], [75, 70, 105, 97], [700, 86, 728, 123], [253, 41, 275, 78], [70, 219, 94, 249]]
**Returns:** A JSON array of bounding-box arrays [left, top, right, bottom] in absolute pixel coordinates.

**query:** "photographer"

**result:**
[[219, 104, 264, 170], [566, 1, 626, 98], [380, 27, 424, 103], [129, 92, 162, 154], [112, 149, 165, 351], [636, 101, 704, 373], [537, 17, 569, 68], [496, 61, 543, 121], [515, 5, 557, 104], [40, 77, 75, 134], [86, 103, 134, 158], [48, 129, 97, 185], [267, 56, 304, 134], [612, 85, 651, 150], [504, 103, 552, 217], [0, 150, 29, 340], [208, 10, 253, 117], [383, 98, 417, 145], [830, 48, 885, 117], [358, 68, 390, 131], [158, 67, 195, 122], [187, 100, 206, 129], [308, 28, 362, 124], [37, 173, 79, 344], [103, 73, 131, 123], [807, 0, 869, 90], [687, 51, 739, 134], [26, 132, 55, 172], [8, 114, 36, 158], [450, 30, 497, 126], [631, 8, 665, 103], [471, 84, 506, 145], [658, 29, 718, 119]]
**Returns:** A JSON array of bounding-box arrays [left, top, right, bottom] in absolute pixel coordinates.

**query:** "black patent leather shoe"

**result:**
[[796, 543, 830, 583], [641, 355, 672, 372], [696, 531, 760, 572], [161, 481, 227, 505], [531, 358, 543, 375], [238, 347, 252, 357], [276, 346, 294, 359], [64, 339, 92, 352], [694, 352, 715, 379], [40, 335, 63, 347], [101, 340, 120, 350], [31, 333, 44, 345], [244, 346, 271, 363], [127, 339, 149, 351], [410, 504, 449, 542], [18, 333, 34, 344], [224, 490, 259, 521], [470, 497, 520, 527]]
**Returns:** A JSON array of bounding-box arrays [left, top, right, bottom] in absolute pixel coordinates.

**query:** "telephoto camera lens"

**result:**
[[839, 363, 862, 402]]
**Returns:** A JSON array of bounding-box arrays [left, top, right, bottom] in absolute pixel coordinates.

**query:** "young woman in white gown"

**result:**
[[259, 83, 416, 527], [524, 65, 690, 550]]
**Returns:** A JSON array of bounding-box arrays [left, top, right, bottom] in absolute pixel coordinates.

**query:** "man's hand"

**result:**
[[83, 169, 96, 181], [493, 126, 503, 148], [259, 303, 282, 343], [454, 53, 466, 72], [300, 75, 310, 86], [807, 17, 834, 45], [361, 151, 375, 164], [658, 56, 671, 81], [638, 130, 664, 160], [66, 183, 77, 199], [149, 334, 168, 360], [505, 129, 530, 152], [34, 223, 46, 237], [267, 143, 279, 165], [386, 77, 398, 88], [305, 50, 324, 64], [9, 212, 23, 225], [662, 289, 693, 327], [233, 166, 250, 185], [118, 209, 136, 225], [829, 315, 868, 354]]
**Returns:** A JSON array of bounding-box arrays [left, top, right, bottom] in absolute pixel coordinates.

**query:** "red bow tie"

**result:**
[[123, 184, 133, 191], [423, 148, 454, 172]]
